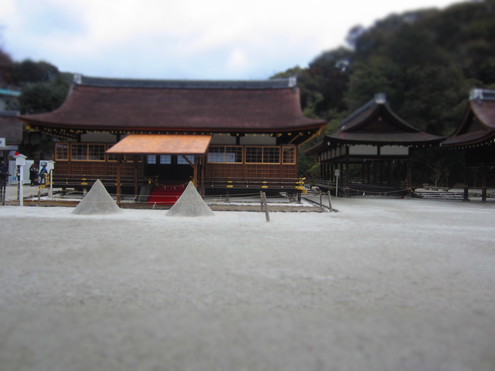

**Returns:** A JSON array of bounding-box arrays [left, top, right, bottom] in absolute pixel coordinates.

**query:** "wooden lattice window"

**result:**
[[88, 144, 105, 161], [55, 143, 69, 161], [208, 146, 243, 163], [71, 143, 106, 161], [282, 146, 296, 164], [71, 144, 88, 161], [246, 146, 280, 164]]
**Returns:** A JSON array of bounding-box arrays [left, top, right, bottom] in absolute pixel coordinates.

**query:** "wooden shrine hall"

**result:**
[[442, 88, 495, 200], [307, 94, 444, 195], [19, 75, 325, 202]]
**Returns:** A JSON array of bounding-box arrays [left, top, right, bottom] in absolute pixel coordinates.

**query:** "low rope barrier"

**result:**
[[310, 183, 411, 196], [345, 186, 412, 196]]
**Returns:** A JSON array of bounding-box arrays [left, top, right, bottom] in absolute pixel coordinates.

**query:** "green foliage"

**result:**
[[12, 59, 59, 85], [344, 61, 405, 112], [19, 74, 71, 114], [0, 48, 14, 85], [272, 0, 495, 177], [298, 150, 320, 179], [275, 0, 495, 136]]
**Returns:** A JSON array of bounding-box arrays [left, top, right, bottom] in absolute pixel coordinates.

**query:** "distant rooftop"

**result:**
[[0, 88, 21, 97], [0, 111, 19, 117], [469, 88, 495, 102], [75, 74, 298, 90]]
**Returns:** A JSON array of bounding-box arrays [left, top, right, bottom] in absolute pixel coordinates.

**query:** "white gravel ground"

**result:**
[[1, 198, 494, 371]]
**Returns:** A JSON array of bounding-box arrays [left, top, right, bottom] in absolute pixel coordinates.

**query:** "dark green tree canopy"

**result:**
[[274, 0, 495, 137], [12, 59, 60, 85]]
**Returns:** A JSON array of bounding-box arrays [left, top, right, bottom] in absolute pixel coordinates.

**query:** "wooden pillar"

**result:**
[[463, 167, 470, 201], [359, 160, 366, 184], [200, 156, 206, 196], [481, 166, 487, 202], [366, 161, 370, 185], [345, 155, 350, 197], [387, 160, 393, 187], [116, 158, 122, 204], [378, 159, 383, 185], [133, 156, 139, 200], [193, 156, 198, 187], [406, 157, 412, 196]]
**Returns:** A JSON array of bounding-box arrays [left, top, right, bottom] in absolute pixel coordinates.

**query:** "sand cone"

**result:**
[[166, 181, 214, 217], [72, 179, 122, 215]]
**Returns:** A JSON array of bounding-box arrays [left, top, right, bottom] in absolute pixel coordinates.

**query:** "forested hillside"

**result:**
[[275, 0, 495, 137]]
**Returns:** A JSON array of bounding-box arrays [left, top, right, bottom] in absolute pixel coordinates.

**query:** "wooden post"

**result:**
[[133, 156, 139, 201], [193, 156, 198, 187], [328, 190, 333, 212], [344, 157, 350, 197], [200, 156, 206, 197], [116, 158, 122, 204], [463, 167, 469, 201], [481, 167, 487, 202], [319, 190, 323, 211], [261, 191, 270, 222], [378, 160, 383, 186], [406, 157, 412, 197]]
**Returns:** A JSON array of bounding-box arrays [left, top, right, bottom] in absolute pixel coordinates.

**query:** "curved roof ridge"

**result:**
[[75, 74, 297, 90], [469, 88, 495, 102], [338, 93, 419, 133]]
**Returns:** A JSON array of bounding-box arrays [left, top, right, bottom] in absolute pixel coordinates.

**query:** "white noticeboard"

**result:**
[[0, 137, 5, 147]]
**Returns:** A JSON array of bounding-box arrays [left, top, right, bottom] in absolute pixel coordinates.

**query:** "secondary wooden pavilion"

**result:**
[[441, 88, 495, 201], [19, 75, 325, 202], [307, 94, 444, 196]]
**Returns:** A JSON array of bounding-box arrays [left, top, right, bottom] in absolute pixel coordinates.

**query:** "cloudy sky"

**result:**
[[0, 0, 461, 80]]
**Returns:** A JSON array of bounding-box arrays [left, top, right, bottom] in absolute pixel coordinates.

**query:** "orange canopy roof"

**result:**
[[106, 134, 212, 154]]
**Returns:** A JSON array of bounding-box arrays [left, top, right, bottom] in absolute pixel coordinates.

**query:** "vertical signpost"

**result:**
[[0, 138, 6, 205], [15, 153, 27, 206], [335, 169, 340, 198], [41, 160, 56, 199]]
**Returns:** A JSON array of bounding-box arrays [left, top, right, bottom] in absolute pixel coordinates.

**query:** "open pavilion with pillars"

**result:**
[[441, 88, 495, 201], [306, 94, 444, 196]]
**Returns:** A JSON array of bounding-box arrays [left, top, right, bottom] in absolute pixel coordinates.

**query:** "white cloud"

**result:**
[[0, 0, 461, 79], [226, 49, 249, 73]]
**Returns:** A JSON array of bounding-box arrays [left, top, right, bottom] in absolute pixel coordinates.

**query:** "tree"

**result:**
[[344, 61, 405, 112], [17, 72, 72, 160], [0, 48, 14, 86], [19, 73, 71, 114], [12, 59, 59, 85]]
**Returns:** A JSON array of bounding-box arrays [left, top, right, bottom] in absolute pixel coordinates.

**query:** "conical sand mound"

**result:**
[[72, 179, 122, 215], [166, 181, 214, 217]]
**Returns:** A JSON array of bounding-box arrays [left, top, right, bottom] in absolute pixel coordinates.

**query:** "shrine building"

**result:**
[[306, 93, 444, 196], [19, 75, 325, 202], [442, 88, 495, 200]]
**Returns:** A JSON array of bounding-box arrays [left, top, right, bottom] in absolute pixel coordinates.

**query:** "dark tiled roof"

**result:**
[[331, 94, 443, 143], [77, 75, 298, 90], [442, 89, 495, 147], [305, 94, 444, 155], [20, 76, 324, 132], [328, 131, 444, 144], [0, 110, 19, 117]]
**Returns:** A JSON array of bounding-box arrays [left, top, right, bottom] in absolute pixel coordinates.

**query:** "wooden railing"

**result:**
[[52, 174, 138, 188], [205, 177, 304, 191]]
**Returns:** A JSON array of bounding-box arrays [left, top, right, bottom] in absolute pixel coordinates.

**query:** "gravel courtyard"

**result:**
[[1, 198, 494, 371]]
